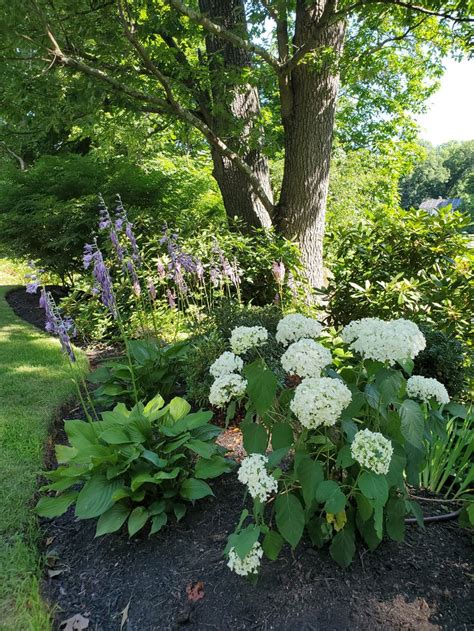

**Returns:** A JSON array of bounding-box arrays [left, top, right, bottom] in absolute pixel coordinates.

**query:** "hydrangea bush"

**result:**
[[208, 314, 463, 575]]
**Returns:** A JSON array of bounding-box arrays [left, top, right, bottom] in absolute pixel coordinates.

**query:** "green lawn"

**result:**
[[0, 261, 87, 630]]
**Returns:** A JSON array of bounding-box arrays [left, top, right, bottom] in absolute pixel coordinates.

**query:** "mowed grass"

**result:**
[[0, 261, 87, 630]]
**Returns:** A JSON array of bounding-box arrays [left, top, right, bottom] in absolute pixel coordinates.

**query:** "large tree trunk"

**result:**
[[277, 0, 345, 287], [199, 0, 273, 229]]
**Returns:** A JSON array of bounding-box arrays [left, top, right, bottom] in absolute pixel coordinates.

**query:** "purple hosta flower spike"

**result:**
[[39, 289, 76, 361], [115, 195, 140, 264], [272, 261, 286, 285], [166, 288, 176, 309], [156, 257, 166, 279], [147, 278, 157, 302], [25, 261, 41, 294], [195, 259, 205, 282], [98, 194, 111, 231], [87, 242, 117, 318], [83, 243, 94, 270]]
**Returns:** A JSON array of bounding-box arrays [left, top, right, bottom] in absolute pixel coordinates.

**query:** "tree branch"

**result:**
[[165, 0, 281, 71]]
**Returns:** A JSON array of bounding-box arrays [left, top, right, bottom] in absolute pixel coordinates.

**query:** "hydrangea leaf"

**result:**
[[244, 359, 278, 417], [227, 524, 260, 559], [242, 422, 268, 455], [316, 480, 346, 513], [386, 496, 406, 541], [275, 492, 305, 548], [271, 422, 294, 450], [358, 471, 388, 507], [329, 527, 355, 568], [262, 530, 284, 561], [295, 454, 323, 508], [399, 399, 424, 448]]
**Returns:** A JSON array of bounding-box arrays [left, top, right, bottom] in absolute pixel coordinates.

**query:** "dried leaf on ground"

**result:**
[[60, 613, 89, 630], [186, 581, 205, 602]]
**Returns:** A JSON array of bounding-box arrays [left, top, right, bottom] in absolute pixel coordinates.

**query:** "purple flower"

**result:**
[[86, 242, 117, 318], [272, 261, 286, 284], [132, 281, 141, 297], [196, 260, 205, 282], [39, 288, 76, 361], [83, 243, 94, 270], [98, 194, 111, 231], [25, 261, 42, 294], [26, 281, 40, 294], [115, 195, 140, 263], [166, 288, 176, 309], [147, 278, 157, 301], [156, 257, 166, 279]]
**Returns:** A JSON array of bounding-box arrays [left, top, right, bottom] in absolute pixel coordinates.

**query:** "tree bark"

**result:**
[[199, 0, 273, 229], [277, 0, 345, 287]]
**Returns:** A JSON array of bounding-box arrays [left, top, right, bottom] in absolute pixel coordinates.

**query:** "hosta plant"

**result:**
[[208, 314, 469, 575], [36, 394, 233, 537]]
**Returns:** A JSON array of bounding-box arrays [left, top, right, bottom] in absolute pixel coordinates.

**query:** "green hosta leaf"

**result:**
[[131, 473, 157, 492], [150, 512, 168, 535], [186, 438, 216, 459], [226, 524, 260, 559], [386, 496, 406, 541], [262, 530, 284, 561], [95, 502, 130, 537], [183, 411, 214, 430], [275, 492, 305, 548], [174, 503, 187, 522], [244, 359, 278, 417], [36, 491, 78, 518], [399, 400, 425, 449], [64, 420, 98, 450], [271, 422, 294, 450], [195, 455, 233, 479], [99, 425, 132, 445], [141, 450, 167, 469], [336, 445, 355, 468], [75, 475, 122, 519], [169, 397, 191, 421], [149, 500, 165, 515], [55, 445, 77, 463], [358, 471, 388, 507], [329, 527, 355, 568], [242, 422, 268, 455], [154, 468, 180, 481], [143, 394, 165, 420], [295, 455, 323, 508], [315, 480, 346, 514], [128, 506, 149, 536], [179, 478, 213, 501]]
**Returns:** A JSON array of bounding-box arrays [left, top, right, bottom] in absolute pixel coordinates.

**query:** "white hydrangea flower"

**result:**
[[227, 541, 263, 576], [281, 338, 332, 378], [351, 429, 393, 475], [290, 377, 352, 430], [341, 318, 426, 365], [209, 351, 244, 378], [230, 326, 268, 355], [276, 313, 323, 346], [406, 375, 450, 405], [237, 453, 278, 503], [209, 373, 247, 408]]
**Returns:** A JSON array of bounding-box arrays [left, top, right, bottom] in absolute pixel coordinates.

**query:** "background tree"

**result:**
[[0, 0, 471, 285]]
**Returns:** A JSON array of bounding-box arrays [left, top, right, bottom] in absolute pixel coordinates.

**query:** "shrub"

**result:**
[[203, 313, 472, 573], [36, 395, 233, 537], [325, 206, 473, 346], [414, 324, 467, 398]]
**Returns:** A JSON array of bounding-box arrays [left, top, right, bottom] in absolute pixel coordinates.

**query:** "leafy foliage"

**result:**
[[36, 395, 233, 537]]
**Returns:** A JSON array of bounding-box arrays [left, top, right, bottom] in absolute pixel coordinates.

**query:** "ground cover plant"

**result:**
[[0, 260, 87, 629], [203, 313, 473, 575]]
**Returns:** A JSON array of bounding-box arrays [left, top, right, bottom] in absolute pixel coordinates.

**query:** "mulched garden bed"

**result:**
[[40, 416, 473, 631]]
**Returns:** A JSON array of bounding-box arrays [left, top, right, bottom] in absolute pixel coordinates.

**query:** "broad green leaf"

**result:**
[[64, 420, 98, 450], [142, 450, 167, 468], [226, 524, 260, 559], [244, 359, 278, 417], [179, 478, 213, 500], [128, 506, 149, 536], [75, 475, 122, 519], [242, 422, 268, 454], [149, 500, 165, 515], [55, 445, 77, 463], [386, 496, 406, 541], [186, 438, 216, 459], [399, 400, 425, 449], [295, 455, 323, 507], [131, 473, 157, 491], [150, 512, 168, 535], [275, 492, 304, 548], [375, 368, 404, 404], [267, 447, 289, 467], [307, 517, 332, 548], [336, 445, 355, 468], [315, 480, 346, 514], [169, 397, 191, 421], [364, 384, 381, 410], [154, 468, 180, 481], [271, 422, 294, 450], [358, 471, 388, 507], [262, 530, 284, 561], [143, 393, 165, 419], [174, 503, 186, 522], [95, 502, 130, 537], [329, 527, 355, 568], [195, 455, 233, 479], [36, 491, 78, 518], [385, 443, 406, 489], [397, 358, 414, 375], [99, 425, 132, 445], [357, 513, 382, 551], [356, 493, 373, 522], [406, 500, 425, 528]]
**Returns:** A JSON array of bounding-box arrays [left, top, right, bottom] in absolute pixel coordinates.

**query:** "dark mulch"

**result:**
[[40, 440, 473, 631], [6, 285, 68, 331]]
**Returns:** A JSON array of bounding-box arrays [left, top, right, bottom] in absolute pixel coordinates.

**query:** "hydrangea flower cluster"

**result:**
[[406, 375, 450, 405], [341, 317, 426, 364], [237, 454, 278, 503], [351, 429, 393, 475], [209, 373, 247, 408], [281, 338, 332, 378], [276, 313, 323, 346], [290, 377, 352, 429], [210, 351, 244, 378], [227, 542, 263, 576], [230, 326, 268, 355]]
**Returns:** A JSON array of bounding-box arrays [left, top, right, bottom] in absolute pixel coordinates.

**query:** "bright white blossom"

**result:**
[[290, 377, 352, 429], [230, 326, 268, 355], [209, 373, 247, 407], [209, 351, 244, 378], [227, 542, 263, 576], [276, 313, 323, 346], [237, 454, 278, 503], [341, 318, 426, 365], [351, 429, 393, 475], [407, 375, 450, 405], [281, 338, 332, 378]]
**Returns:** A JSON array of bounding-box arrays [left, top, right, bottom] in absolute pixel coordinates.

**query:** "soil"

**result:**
[[40, 416, 473, 631], [6, 285, 68, 331]]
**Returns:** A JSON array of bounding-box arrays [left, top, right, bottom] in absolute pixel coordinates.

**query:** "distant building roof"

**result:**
[[419, 197, 462, 213]]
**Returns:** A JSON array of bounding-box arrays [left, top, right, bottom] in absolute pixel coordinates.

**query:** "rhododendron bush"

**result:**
[[208, 314, 460, 573]]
